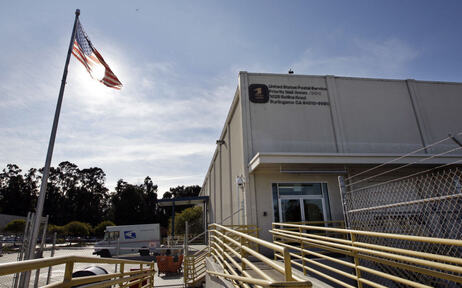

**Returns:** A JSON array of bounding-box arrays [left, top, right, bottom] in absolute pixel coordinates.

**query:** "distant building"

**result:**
[[199, 72, 462, 243]]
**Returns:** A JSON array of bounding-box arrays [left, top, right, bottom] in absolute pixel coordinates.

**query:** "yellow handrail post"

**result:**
[[273, 223, 277, 261], [63, 260, 74, 287], [300, 226, 306, 275], [350, 232, 363, 288], [138, 264, 143, 288], [282, 247, 293, 281], [150, 262, 154, 288], [240, 235, 246, 271], [193, 255, 196, 281], [120, 263, 125, 286], [221, 226, 226, 268], [256, 225, 260, 254]]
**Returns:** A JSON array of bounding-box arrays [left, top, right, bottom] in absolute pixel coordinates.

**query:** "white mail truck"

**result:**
[[93, 223, 160, 257]]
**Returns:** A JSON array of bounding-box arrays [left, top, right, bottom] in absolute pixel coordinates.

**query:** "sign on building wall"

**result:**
[[249, 83, 329, 106]]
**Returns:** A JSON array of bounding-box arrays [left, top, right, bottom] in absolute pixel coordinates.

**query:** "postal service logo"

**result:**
[[124, 231, 137, 239], [249, 84, 269, 103]]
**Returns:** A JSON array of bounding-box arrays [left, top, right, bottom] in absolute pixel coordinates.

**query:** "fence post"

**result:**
[[193, 255, 197, 283], [350, 233, 363, 288], [149, 263, 154, 288], [299, 226, 306, 275], [33, 215, 49, 288], [255, 225, 260, 254], [185, 221, 189, 257], [63, 261, 74, 286], [138, 264, 143, 288], [46, 232, 57, 285], [282, 247, 293, 281], [338, 176, 351, 229], [120, 263, 125, 285], [208, 224, 212, 257], [240, 236, 246, 271], [272, 224, 276, 261], [221, 226, 225, 260]]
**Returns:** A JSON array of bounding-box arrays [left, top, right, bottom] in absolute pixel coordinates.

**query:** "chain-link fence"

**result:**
[[342, 165, 462, 287]]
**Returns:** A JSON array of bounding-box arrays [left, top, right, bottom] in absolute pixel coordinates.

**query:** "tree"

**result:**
[[111, 180, 147, 225], [43, 166, 66, 225], [162, 191, 173, 199], [142, 177, 159, 223], [109, 177, 161, 225], [0, 164, 37, 215], [161, 185, 202, 218], [42, 162, 110, 226], [69, 167, 109, 226], [94, 220, 115, 238], [0, 163, 176, 230], [166, 185, 201, 199], [171, 206, 203, 235]]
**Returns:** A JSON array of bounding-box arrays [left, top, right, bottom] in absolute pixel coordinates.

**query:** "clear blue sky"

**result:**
[[1, 0, 461, 195]]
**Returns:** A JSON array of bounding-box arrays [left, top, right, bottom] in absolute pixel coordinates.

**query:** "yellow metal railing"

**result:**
[[273, 221, 346, 255], [208, 223, 311, 287], [184, 247, 207, 287], [0, 255, 155, 288], [271, 222, 462, 288]]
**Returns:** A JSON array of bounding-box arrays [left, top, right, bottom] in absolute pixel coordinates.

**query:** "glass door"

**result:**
[[279, 199, 302, 222], [272, 183, 331, 223], [303, 199, 325, 222]]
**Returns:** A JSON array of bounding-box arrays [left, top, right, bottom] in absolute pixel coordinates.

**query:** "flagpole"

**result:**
[[26, 9, 81, 263]]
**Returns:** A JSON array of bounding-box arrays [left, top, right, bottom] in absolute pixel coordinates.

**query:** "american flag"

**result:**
[[72, 20, 122, 89]]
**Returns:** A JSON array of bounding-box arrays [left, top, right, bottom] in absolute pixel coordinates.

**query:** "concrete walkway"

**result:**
[[154, 272, 184, 287]]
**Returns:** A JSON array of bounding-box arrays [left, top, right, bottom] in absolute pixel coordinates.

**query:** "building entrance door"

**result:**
[[279, 199, 302, 222], [273, 183, 331, 223], [279, 197, 326, 222], [303, 199, 325, 222]]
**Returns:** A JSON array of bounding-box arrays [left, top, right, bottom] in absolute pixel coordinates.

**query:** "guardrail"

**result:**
[[184, 247, 207, 287], [271, 222, 462, 288], [273, 221, 346, 255], [208, 223, 311, 287], [280, 221, 345, 228], [0, 255, 155, 288]]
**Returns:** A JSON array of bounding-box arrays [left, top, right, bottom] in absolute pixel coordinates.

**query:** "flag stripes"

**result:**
[[71, 20, 122, 90]]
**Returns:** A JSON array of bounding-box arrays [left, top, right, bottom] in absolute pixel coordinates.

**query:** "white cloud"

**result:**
[[1, 33, 419, 196], [292, 38, 419, 78], [0, 36, 236, 195]]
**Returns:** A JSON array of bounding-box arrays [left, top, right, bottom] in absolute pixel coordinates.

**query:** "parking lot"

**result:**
[[0, 245, 185, 288]]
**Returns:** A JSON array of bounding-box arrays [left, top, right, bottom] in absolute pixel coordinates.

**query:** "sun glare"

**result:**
[[70, 61, 121, 109], [92, 64, 106, 81]]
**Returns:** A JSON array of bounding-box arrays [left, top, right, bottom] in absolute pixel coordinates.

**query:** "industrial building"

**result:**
[[199, 71, 462, 243]]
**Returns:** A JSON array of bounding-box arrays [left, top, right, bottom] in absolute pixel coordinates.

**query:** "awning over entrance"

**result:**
[[157, 196, 209, 207], [248, 152, 462, 173]]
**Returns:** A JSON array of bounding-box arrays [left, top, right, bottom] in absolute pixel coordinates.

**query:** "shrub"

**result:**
[[84, 223, 94, 236], [63, 221, 89, 237], [47, 224, 65, 237], [94, 220, 115, 238], [4, 219, 26, 234]]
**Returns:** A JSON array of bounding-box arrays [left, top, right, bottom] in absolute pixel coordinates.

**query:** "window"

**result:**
[[104, 231, 119, 241]]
